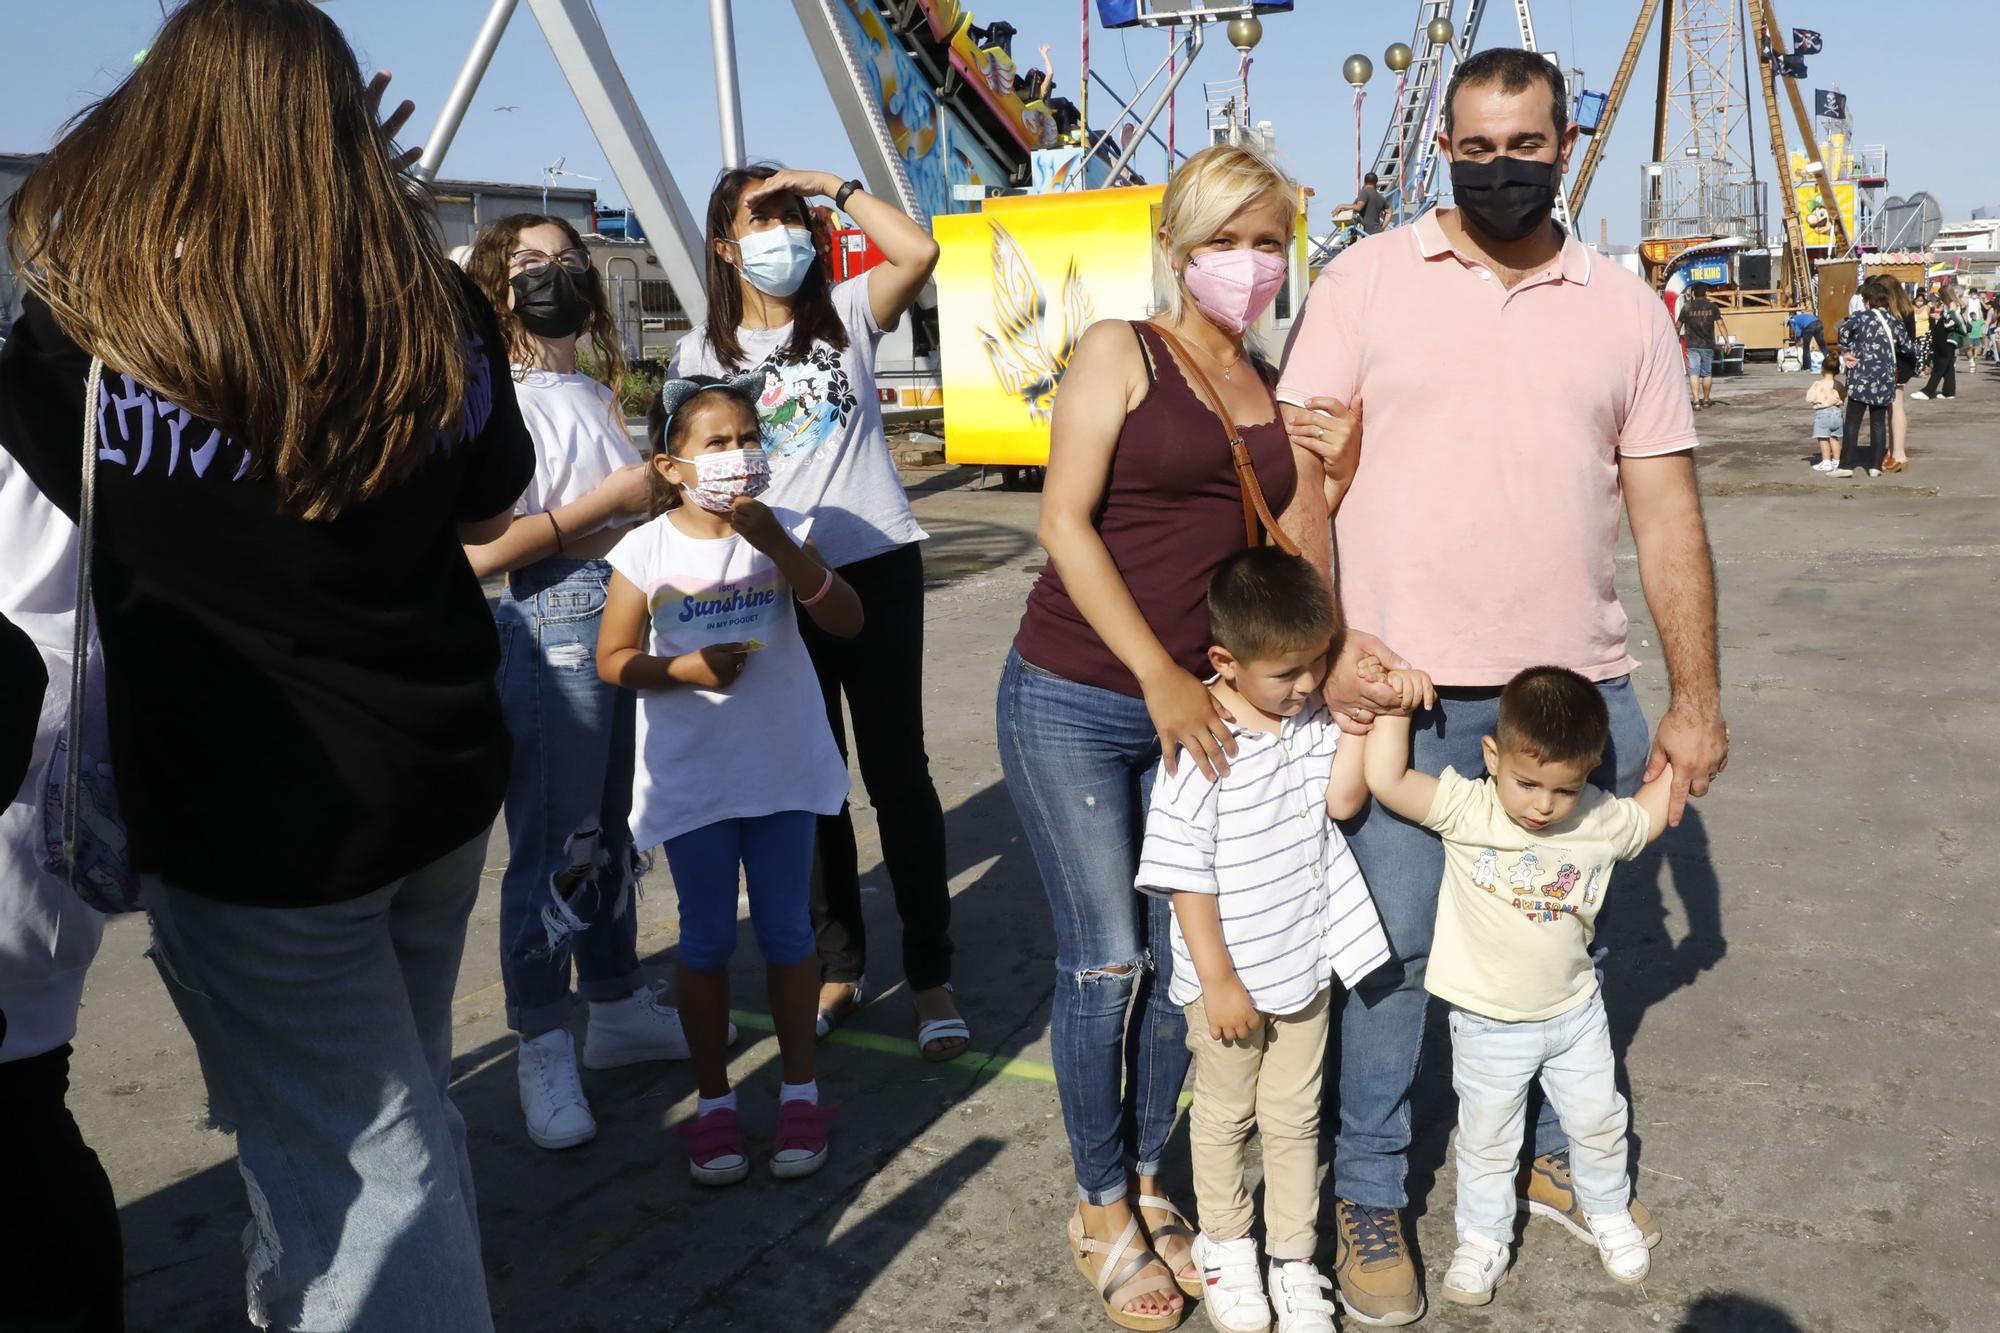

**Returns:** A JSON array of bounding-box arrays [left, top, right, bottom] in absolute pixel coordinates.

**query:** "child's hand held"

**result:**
[[670, 643, 750, 689], [728, 496, 788, 554], [1207, 980, 1258, 1042]]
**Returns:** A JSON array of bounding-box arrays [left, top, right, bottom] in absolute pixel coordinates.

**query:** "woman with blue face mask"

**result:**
[[671, 166, 967, 1064]]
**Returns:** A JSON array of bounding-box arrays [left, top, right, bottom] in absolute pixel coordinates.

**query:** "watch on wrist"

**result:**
[[834, 178, 864, 210]]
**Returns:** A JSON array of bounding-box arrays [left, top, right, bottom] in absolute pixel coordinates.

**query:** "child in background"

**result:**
[[597, 376, 863, 1186], [1363, 665, 1676, 1307], [1806, 367, 1844, 473], [1135, 550, 1403, 1333]]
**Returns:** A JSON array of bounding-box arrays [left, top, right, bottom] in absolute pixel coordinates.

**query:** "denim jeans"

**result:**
[[800, 543, 953, 992], [495, 557, 645, 1036], [142, 834, 493, 1333], [1449, 993, 1629, 1243], [1334, 675, 1647, 1209], [662, 811, 818, 972], [996, 649, 1189, 1205]]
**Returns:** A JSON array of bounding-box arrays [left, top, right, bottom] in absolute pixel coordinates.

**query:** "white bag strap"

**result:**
[[64, 357, 104, 875]]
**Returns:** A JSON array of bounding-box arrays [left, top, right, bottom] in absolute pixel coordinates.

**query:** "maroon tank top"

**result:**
[[1013, 321, 1298, 699]]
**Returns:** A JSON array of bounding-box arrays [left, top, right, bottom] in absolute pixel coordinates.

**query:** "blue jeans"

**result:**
[[662, 812, 818, 972], [143, 835, 493, 1332], [996, 650, 1189, 1205], [495, 558, 645, 1036], [1334, 675, 1647, 1209], [1450, 993, 1628, 1243]]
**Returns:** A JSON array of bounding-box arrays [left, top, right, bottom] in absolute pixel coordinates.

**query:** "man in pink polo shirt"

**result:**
[[1276, 50, 1729, 1326]]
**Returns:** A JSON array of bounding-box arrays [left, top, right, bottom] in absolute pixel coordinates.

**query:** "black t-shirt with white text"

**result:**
[[1678, 301, 1720, 351], [0, 275, 532, 905]]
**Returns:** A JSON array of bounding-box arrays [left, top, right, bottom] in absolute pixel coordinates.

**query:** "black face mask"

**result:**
[[1449, 155, 1561, 243], [509, 264, 598, 338]]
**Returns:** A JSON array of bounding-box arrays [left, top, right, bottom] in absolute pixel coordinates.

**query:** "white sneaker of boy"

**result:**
[[1440, 1233, 1511, 1306], [1586, 1210, 1653, 1284], [517, 1027, 596, 1150], [1266, 1258, 1337, 1333], [1192, 1233, 1273, 1333], [584, 985, 738, 1069]]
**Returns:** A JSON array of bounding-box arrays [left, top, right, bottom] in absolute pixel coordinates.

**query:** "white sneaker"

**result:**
[[1441, 1233, 1511, 1306], [1868, 468, 1883, 477], [1192, 1233, 1272, 1332], [517, 1028, 596, 1150], [1266, 1258, 1337, 1333], [1909, 390, 1928, 400], [1586, 1210, 1652, 1285], [1830, 468, 1854, 478], [1811, 460, 1833, 472], [583, 986, 737, 1069]]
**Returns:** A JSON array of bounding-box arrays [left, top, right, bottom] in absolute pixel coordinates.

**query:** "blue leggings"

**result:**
[[663, 811, 818, 973]]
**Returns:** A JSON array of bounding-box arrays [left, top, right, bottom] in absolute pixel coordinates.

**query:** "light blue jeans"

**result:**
[[995, 650, 1189, 1205], [1335, 676, 1647, 1209], [1449, 993, 1630, 1243], [143, 834, 493, 1332], [495, 557, 646, 1036]]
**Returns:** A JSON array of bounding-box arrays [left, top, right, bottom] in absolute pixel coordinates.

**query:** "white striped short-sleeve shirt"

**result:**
[[1137, 698, 1391, 1015]]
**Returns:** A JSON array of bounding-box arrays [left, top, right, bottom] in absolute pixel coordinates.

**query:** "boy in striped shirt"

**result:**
[[1137, 550, 1418, 1333]]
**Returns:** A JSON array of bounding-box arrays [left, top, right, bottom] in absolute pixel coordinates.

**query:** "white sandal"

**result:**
[[1066, 1210, 1185, 1331], [915, 982, 970, 1063], [1135, 1194, 1203, 1299], [815, 976, 865, 1040]]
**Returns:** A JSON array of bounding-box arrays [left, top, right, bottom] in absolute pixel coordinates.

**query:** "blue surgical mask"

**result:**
[[734, 225, 816, 298]]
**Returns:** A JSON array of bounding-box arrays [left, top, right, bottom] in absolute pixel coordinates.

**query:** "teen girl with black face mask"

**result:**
[[671, 167, 968, 1061], [466, 214, 712, 1153]]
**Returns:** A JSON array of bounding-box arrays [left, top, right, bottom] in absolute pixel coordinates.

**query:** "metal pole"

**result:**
[[708, 0, 747, 170], [1080, 0, 1090, 140], [1105, 24, 1203, 185], [415, 0, 520, 181], [1167, 29, 1177, 170]]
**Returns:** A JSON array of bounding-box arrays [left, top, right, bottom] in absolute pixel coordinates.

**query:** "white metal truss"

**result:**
[[1663, 0, 1750, 171], [417, 0, 711, 324]]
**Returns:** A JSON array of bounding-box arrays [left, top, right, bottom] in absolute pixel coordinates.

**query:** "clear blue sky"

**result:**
[[5, 0, 1993, 245]]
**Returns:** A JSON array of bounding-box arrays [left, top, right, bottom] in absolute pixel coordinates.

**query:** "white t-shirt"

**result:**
[[669, 276, 927, 569], [1137, 698, 1391, 1016], [510, 368, 640, 525], [1421, 767, 1652, 1022], [604, 506, 849, 849]]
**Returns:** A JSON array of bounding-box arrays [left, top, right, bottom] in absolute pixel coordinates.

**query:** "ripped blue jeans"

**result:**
[[996, 650, 1189, 1205], [496, 557, 646, 1036]]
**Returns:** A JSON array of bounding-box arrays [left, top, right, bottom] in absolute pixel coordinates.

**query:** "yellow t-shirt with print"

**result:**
[[1422, 767, 1652, 1022]]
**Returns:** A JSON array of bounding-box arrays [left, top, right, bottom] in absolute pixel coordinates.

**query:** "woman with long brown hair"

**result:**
[[0, 2, 531, 1327], [463, 214, 712, 1154], [1868, 274, 1918, 470], [670, 166, 968, 1061]]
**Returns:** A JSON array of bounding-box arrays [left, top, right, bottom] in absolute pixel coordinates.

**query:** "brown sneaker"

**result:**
[[1331, 1199, 1425, 1326], [1517, 1150, 1662, 1248]]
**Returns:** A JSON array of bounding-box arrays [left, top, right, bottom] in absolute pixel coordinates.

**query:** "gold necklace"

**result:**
[[1193, 338, 1244, 381]]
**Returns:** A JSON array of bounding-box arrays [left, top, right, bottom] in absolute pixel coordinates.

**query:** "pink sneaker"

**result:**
[[678, 1107, 749, 1187], [769, 1100, 839, 1179]]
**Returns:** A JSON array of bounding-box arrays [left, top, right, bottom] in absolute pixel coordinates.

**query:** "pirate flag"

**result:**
[[1792, 28, 1824, 55], [1772, 52, 1808, 78], [1815, 89, 1848, 119]]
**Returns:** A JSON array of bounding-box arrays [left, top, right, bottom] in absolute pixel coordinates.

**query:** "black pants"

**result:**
[[0, 1045, 124, 1332], [798, 542, 953, 991], [1797, 322, 1828, 365], [1921, 345, 1957, 398], [1840, 398, 1888, 471]]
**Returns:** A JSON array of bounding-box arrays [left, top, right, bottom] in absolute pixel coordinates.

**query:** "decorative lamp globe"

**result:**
[[1343, 54, 1374, 88], [1227, 16, 1263, 53], [1427, 18, 1455, 46], [1384, 43, 1414, 72]]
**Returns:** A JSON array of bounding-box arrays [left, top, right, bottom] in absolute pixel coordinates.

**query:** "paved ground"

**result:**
[[74, 362, 1998, 1331]]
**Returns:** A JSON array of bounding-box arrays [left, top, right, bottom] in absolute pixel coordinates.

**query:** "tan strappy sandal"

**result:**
[[1135, 1194, 1203, 1299], [1066, 1209, 1186, 1331]]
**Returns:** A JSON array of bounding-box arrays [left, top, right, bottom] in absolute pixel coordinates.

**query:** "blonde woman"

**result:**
[[997, 144, 1347, 1330], [0, 3, 530, 1327]]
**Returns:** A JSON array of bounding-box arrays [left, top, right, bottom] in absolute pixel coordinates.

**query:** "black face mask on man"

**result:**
[[1448, 155, 1562, 243], [509, 263, 599, 339]]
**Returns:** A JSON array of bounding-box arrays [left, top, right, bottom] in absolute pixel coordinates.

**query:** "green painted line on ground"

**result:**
[[725, 1009, 1194, 1108]]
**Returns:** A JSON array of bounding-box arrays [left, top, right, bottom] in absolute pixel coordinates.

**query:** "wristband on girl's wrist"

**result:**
[[796, 565, 836, 608]]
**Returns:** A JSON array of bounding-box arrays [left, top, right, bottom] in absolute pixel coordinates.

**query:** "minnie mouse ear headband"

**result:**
[[649, 371, 768, 453]]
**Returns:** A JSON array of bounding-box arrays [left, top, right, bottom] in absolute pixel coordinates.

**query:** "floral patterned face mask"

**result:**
[[676, 447, 772, 514]]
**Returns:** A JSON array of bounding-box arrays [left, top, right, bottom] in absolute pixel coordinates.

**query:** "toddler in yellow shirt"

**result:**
[[1361, 664, 1676, 1306]]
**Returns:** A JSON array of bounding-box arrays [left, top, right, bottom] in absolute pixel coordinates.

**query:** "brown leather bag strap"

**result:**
[[1150, 324, 1300, 557]]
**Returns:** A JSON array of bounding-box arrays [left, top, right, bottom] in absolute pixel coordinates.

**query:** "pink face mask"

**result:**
[[1182, 249, 1288, 334]]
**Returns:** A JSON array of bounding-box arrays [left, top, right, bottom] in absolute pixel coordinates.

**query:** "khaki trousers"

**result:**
[[1182, 988, 1331, 1260]]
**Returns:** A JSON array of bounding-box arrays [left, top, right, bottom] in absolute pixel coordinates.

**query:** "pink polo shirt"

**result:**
[[1276, 210, 1697, 686]]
